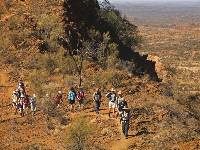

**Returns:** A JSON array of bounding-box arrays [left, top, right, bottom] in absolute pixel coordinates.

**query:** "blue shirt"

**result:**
[[68, 91, 76, 101]]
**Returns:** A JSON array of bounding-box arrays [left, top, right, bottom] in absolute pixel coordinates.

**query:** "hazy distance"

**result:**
[[106, 0, 200, 26], [109, 0, 199, 3]]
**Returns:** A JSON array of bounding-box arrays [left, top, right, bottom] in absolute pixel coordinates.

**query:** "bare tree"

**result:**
[[70, 48, 88, 87]]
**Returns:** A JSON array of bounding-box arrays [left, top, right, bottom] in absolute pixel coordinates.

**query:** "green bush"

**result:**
[[107, 42, 119, 68], [4, 0, 13, 10], [36, 54, 57, 75], [98, 1, 141, 49], [36, 13, 64, 52], [91, 69, 126, 89], [7, 15, 24, 30], [0, 36, 10, 51], [28, 70, 48, 96], [54, 48, 77, 75], [66, 115, 93, 150]]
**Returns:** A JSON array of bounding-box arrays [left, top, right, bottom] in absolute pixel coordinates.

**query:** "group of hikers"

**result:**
[[12, 80, 36, 116], [12, 80, 131, 139]]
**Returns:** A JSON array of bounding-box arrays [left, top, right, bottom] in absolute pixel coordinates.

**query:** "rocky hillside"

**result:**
[[0, 0, 200, 150], [0, 0, 161, 81]]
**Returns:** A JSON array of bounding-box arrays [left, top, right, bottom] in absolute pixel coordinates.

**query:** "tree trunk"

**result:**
[[79, 71, 82, 87]]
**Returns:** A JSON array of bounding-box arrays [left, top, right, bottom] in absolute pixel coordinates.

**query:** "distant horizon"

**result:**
[[109, 0, 199, 2], [108, 0, 200, 3], [106, 0, 200, 26]]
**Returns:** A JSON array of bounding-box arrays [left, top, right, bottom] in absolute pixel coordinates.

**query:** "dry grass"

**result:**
[[139, 25, 200, 95]]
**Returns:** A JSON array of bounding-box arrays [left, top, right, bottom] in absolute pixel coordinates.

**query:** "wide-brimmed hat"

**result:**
[[58, 91, 62, 94], [118, 90, 122, 95], [111, 88, 115, 92], [123, 107, 129, 110]]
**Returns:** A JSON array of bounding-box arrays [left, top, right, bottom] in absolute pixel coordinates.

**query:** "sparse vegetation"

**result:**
[[66, 116, 93, 150], [0, 0, 200, 150]]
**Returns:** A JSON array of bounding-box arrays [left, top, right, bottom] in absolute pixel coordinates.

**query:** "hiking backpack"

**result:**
[[121, 111, 130, 122], [94, 92, 101, 102], [68, 91, 76, 101], [109, 93, 117, 102], [77, 91, 85, 100], [118, 101, 128, 112]]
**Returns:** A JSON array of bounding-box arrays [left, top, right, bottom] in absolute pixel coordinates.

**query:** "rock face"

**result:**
[[147, 54, 167, 82]]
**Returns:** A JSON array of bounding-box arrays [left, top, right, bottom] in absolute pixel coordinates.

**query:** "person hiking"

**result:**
[[12, 91, 19, 115], [23, 95, 30, 115], [120, 107, 130, 139], [18, 98, 24, 116], [106, 88, 117, 118], [19, 87, 26, 99], [54, 91, 63, 107], [116, 91, 128, 118], [77, 88, 85, 111], [67, 87, 76, 112], [17, 88, 26, 116], [30, 94, 37, 115], [17, 79, 26, 94], [93, 88, 102, 114]]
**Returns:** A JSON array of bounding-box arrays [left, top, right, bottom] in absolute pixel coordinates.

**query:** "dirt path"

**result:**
[[0, 71, 135, 150], [109, 118, 136, 150]]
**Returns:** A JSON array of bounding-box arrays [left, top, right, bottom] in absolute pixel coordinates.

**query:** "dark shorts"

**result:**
[[78, 99, 84, 105], [94, 101, 100, 108], [69, 100, 75, 104], [17, 103, 23, 109]]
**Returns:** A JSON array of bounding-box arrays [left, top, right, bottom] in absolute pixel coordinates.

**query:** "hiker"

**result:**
[[30, 94, 37, 115], [12, 91, 19, 114], [54, 91, 63, 107], [106, 88, 117, 118], [116, 90, 128, 118], [120, 107, 130, 139], [19, 88, 26, 100], [77, 88, 85, 110], [23, 95, 30, 115], [93, 88, 102, 114], [17, 88, 26, 116], [18, 98, 24, 116], [17, 79, 26, 94], [46, 93, 50, 99], [67, 87, 76, 112]]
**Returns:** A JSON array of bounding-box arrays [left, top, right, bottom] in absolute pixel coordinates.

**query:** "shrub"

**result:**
[[28, 70, 48, 97], [4, 0, 13, 10], [98, 1, 141, 49], [7, 15, 24, 30], [66, 115, 93, 150], [159, 83, 174, 97], [64, 75, 78, 88], [54, 48, 77, 75], [9, 32, 25, 48], [36, 13, 64, 52], [0, 5, 6, 17], [23, 144, 46, 150], [91, 69, 126, 89], [64, 0, 141, 69], [107, 42, 119, 68], [42, 98, 57, 117], [36, 54, 57, 75]]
